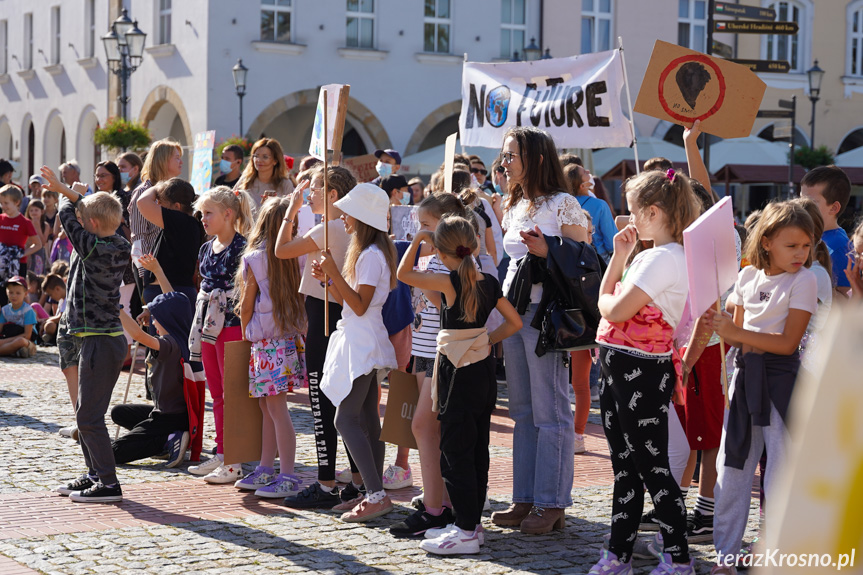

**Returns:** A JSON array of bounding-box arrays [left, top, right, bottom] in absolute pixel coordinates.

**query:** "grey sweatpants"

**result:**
[[713, 400, 789, 558], [334, 370, 385, 493], [76, 334, 127, 486]]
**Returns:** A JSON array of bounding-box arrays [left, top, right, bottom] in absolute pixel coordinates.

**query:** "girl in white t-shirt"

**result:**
[[590, 169, 701, 575], [706, 201, 817, 574], [312, 183, 398, 523]]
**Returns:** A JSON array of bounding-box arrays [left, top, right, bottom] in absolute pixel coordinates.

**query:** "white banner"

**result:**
[[459, 50, 633, 149]]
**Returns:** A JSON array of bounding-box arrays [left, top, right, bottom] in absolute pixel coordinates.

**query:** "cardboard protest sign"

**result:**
[[342, 153, 379, 183], [190, 130, 215, 195], [309, 84, 350, 162], [682, 196, 738, 319], [761, 306, 863, 574], [223, 340, 262, 464], [391, 205, 419, 241], [380, 370, 419, 450], [635, 40, 766, 139], [459, 50, 633, 149], [444, 132, 457, 193]]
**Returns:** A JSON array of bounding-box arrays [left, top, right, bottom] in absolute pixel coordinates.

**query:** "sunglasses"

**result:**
[[470, 168, 488, 176]]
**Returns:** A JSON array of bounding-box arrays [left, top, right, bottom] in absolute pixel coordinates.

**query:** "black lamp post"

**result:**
[[232, 59, 248, 136], [102, 9, 146, 120], [806, 60, 825, 148]]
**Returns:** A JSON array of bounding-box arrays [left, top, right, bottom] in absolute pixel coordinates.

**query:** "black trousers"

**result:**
[[438, 355, 497, 531], [599, 345, 689, 564], [305, 296, 357, 482], [110, 404, 188, 464]]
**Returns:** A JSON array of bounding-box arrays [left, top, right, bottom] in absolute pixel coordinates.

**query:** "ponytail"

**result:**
[[456, 252, 479, 324], [434, 216, 480, 323], [233, 190, 254, 237]]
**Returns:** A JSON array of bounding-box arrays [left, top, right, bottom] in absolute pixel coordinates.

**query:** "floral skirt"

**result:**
[[249, 335, 308, 397]]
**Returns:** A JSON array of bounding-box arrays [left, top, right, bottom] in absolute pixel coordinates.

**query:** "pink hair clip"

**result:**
[[666, 169, 676, 181]]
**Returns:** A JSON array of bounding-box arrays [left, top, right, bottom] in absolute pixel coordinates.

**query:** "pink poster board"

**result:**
[[682, 196, 738, 319]]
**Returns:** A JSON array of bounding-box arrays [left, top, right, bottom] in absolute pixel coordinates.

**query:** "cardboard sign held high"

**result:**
[[310, 84, 350, 164], [635, 40, 766, 139]]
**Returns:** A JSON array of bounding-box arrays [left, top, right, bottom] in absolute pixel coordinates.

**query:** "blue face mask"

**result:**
[[376, 161, 393, 178], [493, 184, 502, 195], [120, 171, 131, 186], [399, 190, 410, 205], [219, 159, 233, 175]]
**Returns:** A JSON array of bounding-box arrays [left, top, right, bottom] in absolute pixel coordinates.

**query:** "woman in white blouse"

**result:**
[[491, 127, 589, 535]]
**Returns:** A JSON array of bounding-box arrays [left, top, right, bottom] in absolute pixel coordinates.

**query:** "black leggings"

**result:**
[[305, 296, 358, 482], [599, 345, 689, 564]]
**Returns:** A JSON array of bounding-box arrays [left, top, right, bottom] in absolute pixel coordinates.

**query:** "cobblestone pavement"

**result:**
[[0, 349, 759, 574]]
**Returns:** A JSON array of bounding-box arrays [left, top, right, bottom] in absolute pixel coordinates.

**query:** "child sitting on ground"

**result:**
[[0, 275, 38, 358], [39, 273, 66, 345]]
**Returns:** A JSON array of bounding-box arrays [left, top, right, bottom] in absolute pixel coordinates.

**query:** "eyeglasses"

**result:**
[[500, 151, 520, 164], [470, 168, 488, 176]]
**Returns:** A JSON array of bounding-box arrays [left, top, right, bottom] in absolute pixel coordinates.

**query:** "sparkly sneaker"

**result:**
[[255, 474, 302, 498], [203, 463, 243, 484], [588, 549, 633, 575], [335, 467, 353, 483], [283, 482, 341, 509], [382, 465, 412, 490], [649, 553, 696, 575], [69, 482, 123, 503], [425, 522, 484, 545], [188, 455, 222, 476], [420, 525, 481, 555], [55, 473, 96, 496], [234, 466, 275, 490], [390, 507, 454, 538]]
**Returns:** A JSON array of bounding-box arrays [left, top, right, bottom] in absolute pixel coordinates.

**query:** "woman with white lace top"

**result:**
[[490, 127, 589, 535]]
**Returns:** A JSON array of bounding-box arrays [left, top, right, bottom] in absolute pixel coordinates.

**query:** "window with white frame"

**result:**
[[424, 0, 451, 53], [50, 6, 61, 64], [0, 21, 7, 75], [765, 1, 801, 72], [501, 0, 526, 59], [678, 0, 707, 52], [23, 13, 33, 69], [347, 0, 375, 48], [848, 1, 863, 76], [581, 0, 612, 54], [261, 0, 293, 43], [85, 0, 96, 58], [158, 0, 172, 45]]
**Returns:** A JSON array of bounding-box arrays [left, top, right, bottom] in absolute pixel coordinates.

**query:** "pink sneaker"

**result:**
[[382, 465, 413, 490], [340, 495, 394, 522]]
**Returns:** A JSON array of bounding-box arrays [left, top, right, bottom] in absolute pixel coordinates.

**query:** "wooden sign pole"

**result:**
[[323, 89, 330, 337], [714, 242, 730, 409]]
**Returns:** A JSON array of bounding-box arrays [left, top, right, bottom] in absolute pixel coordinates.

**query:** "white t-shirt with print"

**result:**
[[623, 242, 689, 329], [728, 265, 818, 334]]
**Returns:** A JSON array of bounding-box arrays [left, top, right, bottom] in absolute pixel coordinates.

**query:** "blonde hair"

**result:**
[[434, 215, 481, 323], [235, 197, 306, 335], [744, 201, 814, 271], [141, 139, 182, 184], [0, 184, 23, 204], [344, 219, 398, 291], [79, 192, 124, 231], [852, 218, 863, 250], [237, 138, 289, 190], [791, 197, 830, 275], [193, 186, 254, 237], [624, 170, 701, 245]]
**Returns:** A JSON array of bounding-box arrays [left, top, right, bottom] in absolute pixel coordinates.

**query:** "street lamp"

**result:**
[[524, 38, 542, 61], [102, 9, 147, 121], [806, 59, 825, 148], [232, 59, 248, 136], [541, 48, 553, 60]]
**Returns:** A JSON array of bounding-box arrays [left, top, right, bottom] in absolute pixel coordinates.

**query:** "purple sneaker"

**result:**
[[254, 474, 302, 498], [650, 553, 696, 575], [234, 466, 274, 490], [589, 549, 634, 575]]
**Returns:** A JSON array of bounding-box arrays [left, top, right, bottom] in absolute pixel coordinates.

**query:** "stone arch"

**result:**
[[139, 85, 193, 150], [757, 122, 809, 148], [837, 126, 863, 155], [247, 89, 391, 155], [43, 110, 67, 173], [77, 106, 102, 175], [404, 100, 462, 156]]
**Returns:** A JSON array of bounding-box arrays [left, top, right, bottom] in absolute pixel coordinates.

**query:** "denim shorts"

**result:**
[[413, 356, 435, 378], [57, 322, 82, 371]]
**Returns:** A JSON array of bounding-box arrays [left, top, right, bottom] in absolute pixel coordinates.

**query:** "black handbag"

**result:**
[[538, 300, 595, 353]]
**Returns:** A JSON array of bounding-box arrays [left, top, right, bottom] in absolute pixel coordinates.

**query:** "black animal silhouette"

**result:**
[[676, 62, 712, 109]]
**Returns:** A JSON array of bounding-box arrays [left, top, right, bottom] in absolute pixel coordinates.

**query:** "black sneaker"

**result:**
[[340, 482, 366, 503], [69, 482, 123, 503], [283, 482, 341, 509], [686, 510, 714, 543], [639, 507, 660, 531], [55, 473, 96, 496], [390, 507, 455, 538], [164, 431, 190, 468]]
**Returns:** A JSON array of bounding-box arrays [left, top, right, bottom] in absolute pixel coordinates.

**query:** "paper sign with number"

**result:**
[[634, 40, 766, 139]]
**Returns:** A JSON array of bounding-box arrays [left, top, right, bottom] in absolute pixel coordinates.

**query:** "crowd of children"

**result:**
[[1, 125, 861, 571]]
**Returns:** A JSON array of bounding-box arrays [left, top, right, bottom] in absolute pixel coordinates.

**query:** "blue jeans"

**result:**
[[502, 304, 574, 508]]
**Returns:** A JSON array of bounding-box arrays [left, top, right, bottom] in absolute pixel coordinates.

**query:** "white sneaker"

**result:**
[[574, 433, 586, 454], [188, 455, 222, 476], [203, 463, 243, 484], [382, 464, 413, 490], [425, 523, 485, 545], [58, 426, 76, 438], [335, 467, 353, 483], [420, 525, 481, 555]]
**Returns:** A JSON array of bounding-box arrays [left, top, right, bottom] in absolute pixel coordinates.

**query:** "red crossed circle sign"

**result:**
[[658, 54, 726, 123]]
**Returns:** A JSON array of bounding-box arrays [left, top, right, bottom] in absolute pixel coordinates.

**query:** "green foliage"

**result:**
[[793, 145, 835, 170], [215, 136, 253, 159], [93, 117, 152, 152]]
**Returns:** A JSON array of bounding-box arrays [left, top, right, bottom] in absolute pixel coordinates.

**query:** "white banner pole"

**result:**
[[618, 36, 640, 175]]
